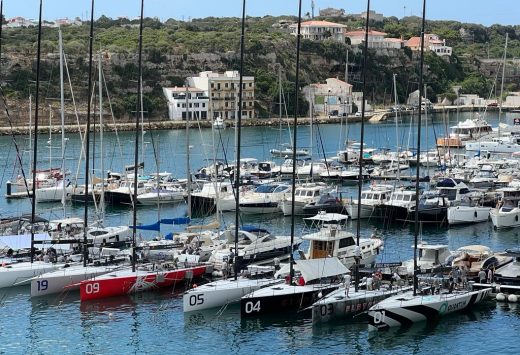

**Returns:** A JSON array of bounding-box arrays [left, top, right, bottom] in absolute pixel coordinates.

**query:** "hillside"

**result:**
[[1, 15, 519, 125]]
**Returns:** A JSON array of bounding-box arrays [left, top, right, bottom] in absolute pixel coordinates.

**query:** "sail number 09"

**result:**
[[85, 283, 100, 294]]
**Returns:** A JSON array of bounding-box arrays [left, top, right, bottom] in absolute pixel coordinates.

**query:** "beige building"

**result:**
[[303, 78, 353, 117], [345, 29, 403, 49], [188, 71, 255, 120], [289, 20, 347, 42]]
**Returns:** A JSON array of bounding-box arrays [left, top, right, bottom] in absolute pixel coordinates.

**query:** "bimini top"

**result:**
[[295, 257, 348, 282], [304, 212, 349, 223]]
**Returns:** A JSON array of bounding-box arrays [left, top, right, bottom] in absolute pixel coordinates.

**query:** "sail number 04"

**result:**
[[244, 301, 261, 313], [85, 283, 100, 294]]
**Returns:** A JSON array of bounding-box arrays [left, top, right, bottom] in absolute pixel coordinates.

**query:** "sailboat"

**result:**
[[30, 46, 132, 297], [367, 0, 492, 331], [310, 4, 410, 324], [239, 2, 348, 318], [183, 2, 292, 313], [79, 1, 208, 301]]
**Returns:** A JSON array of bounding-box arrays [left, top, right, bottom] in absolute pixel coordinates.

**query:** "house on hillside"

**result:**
[[302, 78, 353, 117], [289, 20, 347, 42], [319, 8, 345, 17], [345, 29, 403, 49], [405, 34, 452, 57]]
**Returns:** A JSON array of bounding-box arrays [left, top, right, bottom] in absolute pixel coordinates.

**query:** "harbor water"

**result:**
[[1, 111, 520, 353]]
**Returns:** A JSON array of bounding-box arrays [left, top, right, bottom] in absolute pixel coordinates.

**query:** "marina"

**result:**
[[2, 0, 520, 353], [2, 112, 520, 352]]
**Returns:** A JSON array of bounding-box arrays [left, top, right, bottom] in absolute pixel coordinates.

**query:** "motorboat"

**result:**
[[490, 186, 520, 229], [269, 144, 309, 157], [240, 258, 348, 317], [213, 117, 226, 129], [239, 182, 291, 214], [302, 194, 346, 217], [451, 245, 511, 279], [380, 187, 417, 222], [190, 181, 235, 216], [104, 179, 150, 206], [35, 179, 74, 203], [279, 182, 333, 216], [208, 226, 301, 271], [447, 196, 491, 225], [136, 185, 185, 205], [344, 184, 393, 219], [400, 243, 454, 275], [301, 212, 383, 268], [494, 248, 520, 288]]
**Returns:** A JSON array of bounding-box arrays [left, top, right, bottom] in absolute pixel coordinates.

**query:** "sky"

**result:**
[[2, 0, 518, 27]]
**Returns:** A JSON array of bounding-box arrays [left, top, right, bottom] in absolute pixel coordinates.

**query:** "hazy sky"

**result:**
[[3, 0, 518, 27]]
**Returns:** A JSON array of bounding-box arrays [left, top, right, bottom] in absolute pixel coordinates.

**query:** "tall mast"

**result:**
[[185, 82, 191, 219], [234, 0, 246, 280], [59, 28, 66, 216], [413, 0, 427, 296], [498, 33, 508, 138], [289, 0, 303, 283], [30, 0, 43, 263], [98, 52, 105, 222], [132, 0, 145, 272], [354, 0, 371, 292], [83, 0, 95, 267], [393, 73, 400, 181]]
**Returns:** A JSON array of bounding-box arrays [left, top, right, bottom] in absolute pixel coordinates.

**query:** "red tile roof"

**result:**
[[345, 29, 387, 36]]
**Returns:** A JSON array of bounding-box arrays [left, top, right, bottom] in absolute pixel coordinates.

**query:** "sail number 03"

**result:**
[[85, 283, 100, 294], [244, 301, 261, 313]]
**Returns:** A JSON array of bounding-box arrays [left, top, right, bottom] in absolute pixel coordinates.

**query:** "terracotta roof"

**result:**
[[299, 20, 347, 27], [345, 29, 387, 36], [405, 37, 421, 47]]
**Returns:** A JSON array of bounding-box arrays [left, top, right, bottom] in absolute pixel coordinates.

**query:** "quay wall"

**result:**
[[0, 106, 512, 136]]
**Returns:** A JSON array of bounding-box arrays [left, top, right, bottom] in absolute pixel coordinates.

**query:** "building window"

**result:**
[[182, 103, 186, 108], [202, 103, 206, 108], [189, 103, 192, 108], [194, 103, 199, 108], [211, 83, 214, 89], [177, 103, 180, 108], [225, 83, 229, 88], [249, 83, 252, 87], [217, 83, 221, 90]]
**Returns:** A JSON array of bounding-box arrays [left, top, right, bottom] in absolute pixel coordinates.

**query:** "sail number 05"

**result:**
[[189, 294, 204, 306], [85, 283, 100, 294]]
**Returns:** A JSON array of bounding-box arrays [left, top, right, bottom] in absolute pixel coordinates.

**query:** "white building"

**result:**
[[406, 34, 452, 57], [345, 30, 403, 49], [454, 94, 486, 106], [163, 87, 208, 121], [505, 92, 520, 107], [6, 17, 35, 28], [303, 78, 353, 117], [289, 20, 347, 42], [188, 71, 255, 120]]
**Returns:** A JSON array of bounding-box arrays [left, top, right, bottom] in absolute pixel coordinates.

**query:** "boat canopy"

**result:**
[[304, 212, 349, 223], [295, 257, 348, 282]]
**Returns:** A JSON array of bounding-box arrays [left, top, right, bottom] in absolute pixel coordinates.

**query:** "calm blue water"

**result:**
[[1, 111, 520, 354]]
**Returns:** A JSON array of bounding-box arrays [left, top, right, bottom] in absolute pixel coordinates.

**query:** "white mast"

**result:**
[[98, 52, 105, 222], [59, 28, 66, 215], [498, 33, 508, 137]]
